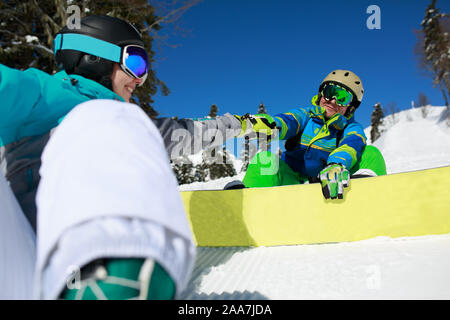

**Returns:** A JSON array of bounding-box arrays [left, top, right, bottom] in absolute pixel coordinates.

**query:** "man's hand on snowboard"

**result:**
[[319, 163, 350, 200]]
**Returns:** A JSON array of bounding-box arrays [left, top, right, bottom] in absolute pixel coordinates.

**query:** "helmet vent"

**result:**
[[344, 72, 349, 76], [355, 81, 360, 84]]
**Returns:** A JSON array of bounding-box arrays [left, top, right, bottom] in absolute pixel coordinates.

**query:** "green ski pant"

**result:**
[[242, 145, 386, 188]]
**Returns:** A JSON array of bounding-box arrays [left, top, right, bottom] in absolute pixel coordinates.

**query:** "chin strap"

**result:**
[[344, 106, 356, 118]]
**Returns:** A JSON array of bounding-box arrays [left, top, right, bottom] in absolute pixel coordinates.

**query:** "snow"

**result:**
[[179, 106, 450, 299], [366, 106, 450, 173], [25, 35, 39, 43], [181, 235, 450, 299], [178, 172, 246, 192]]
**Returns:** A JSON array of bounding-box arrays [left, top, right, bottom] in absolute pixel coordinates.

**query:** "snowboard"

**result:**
[[180, 166, 450, 247]]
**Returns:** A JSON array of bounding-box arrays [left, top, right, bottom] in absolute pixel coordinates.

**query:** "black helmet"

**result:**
[[54, 15, 147, 90]]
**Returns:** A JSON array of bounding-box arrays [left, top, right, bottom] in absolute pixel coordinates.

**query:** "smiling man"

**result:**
[[234, 70, 387, 200]]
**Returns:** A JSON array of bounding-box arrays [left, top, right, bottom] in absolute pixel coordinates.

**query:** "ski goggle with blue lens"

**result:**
[[120, 45, 148, 81], [320, 83, 354, 107], [54, 33, 149, 85]]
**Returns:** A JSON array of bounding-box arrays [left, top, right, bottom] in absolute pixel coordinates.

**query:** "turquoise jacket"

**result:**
[[0, 63, 124, 230], [0, 63, 243, 231], [273, 106, 367, 178], [0, 64, 124, 147]]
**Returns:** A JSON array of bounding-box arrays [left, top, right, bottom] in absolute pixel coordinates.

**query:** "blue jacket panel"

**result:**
[[273, 106, 367, 178], [0, 64, 123, 147]]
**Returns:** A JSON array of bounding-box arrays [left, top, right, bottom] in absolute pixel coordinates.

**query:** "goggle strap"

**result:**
[[54, 33, 122, 63]]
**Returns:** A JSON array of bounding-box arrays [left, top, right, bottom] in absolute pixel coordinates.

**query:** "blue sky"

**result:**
[[151, 0, 449, 129]]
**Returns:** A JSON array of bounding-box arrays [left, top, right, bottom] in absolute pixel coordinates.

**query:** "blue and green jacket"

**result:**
[[273, 106, 367, 178]]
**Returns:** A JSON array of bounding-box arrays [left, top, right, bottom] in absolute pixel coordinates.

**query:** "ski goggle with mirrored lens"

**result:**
[[54, 33, 149, 85], [320, 83, 354, 107], [120, 45, 149, 82]]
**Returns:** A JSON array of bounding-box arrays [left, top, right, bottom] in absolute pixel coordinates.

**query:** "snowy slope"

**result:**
[[181, 235, 450, 299], [179, 106, 450, 300], [365, 106, 450, 174]]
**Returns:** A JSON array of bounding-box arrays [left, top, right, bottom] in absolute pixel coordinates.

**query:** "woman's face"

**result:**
[[110, 63, 143, 102], [320, 96, 349, 118]]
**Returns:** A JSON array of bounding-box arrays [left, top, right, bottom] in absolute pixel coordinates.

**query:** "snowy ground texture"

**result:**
[[178, 106, 450, 300]]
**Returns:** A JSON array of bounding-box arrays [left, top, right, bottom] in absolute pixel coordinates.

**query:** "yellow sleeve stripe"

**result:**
[[284, 112, 301, 135], [333, 156, 347, 162], [345, 131, 366, 144], [300, 143, 331, 152], [330, 144, 358, 168], [274, 116, 288, 140]]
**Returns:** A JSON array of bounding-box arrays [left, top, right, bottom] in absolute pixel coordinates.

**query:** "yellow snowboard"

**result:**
[[180, 166, 450, 247]]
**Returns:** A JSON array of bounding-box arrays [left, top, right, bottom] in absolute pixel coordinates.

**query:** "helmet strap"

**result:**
[[345, 106, 356, 118]]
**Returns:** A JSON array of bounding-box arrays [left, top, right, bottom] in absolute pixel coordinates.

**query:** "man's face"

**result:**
[[110, 63, 143, 102], [320, 96, 349, 118]]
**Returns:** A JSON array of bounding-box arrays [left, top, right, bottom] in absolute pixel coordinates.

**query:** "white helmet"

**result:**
[[318, 69, 364, 109]]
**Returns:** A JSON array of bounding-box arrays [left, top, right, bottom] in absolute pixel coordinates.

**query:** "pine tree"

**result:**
[[370, 103, 384, 143], [240, 135, 257, 172], [201, 146, 236, 180], [187, 103, 238, 182], [171, 156, 195, 185], [257, 102, 267, 114], [418, 92, 430, 107], [207, 147, 236, 180], [239, 102, 266, 172], [256, 102, 270, 151], [418, 0, 449, 107], [208, 104, 218, 118], [194, 162, 208, 182], [241, 135, 250, 172], [0, 0, 195, 118]]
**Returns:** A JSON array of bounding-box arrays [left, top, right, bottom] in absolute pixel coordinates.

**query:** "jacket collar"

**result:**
[[309, 106, 352, 131], [53, 71, 125, 102]]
